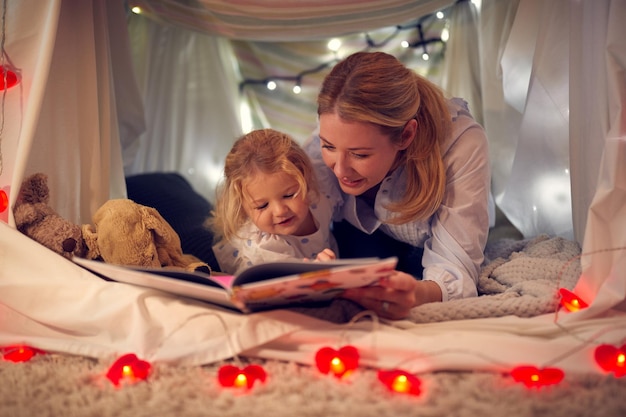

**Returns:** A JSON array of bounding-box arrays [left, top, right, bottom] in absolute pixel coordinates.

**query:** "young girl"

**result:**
[[210, 128, 337, 274]]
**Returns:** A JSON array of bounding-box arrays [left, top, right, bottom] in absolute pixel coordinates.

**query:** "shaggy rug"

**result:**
[[2, 235, 625, 417], [2, 352, 625, 417]]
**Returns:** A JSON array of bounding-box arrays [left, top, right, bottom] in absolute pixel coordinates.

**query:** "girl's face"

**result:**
[[319, 113, 413, 196], [243, 170, 315, 236]]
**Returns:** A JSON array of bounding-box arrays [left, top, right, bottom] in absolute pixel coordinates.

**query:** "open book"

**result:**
[[72, 256, 398, 313]]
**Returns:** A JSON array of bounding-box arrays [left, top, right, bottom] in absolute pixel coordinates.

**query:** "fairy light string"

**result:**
[[315, 310, 380, 379], [150, 310, 267, 389], [554, 245, 626, 317], [238, 11, 447, 94], [337, 309, 380, 347], [100, 310, 269, 388]]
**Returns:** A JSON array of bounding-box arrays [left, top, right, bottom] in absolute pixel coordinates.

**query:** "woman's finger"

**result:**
[[379, 271, 418, 291]]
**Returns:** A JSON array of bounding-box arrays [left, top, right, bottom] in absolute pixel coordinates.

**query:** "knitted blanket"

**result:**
[[409, 234, 582, 322], [290, 234, 582, 324]]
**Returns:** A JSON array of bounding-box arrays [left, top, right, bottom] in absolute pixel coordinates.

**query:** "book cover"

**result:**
[[72, 256, 398, 313]]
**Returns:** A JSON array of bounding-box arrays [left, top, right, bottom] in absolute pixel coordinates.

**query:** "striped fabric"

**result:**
[[129, 0, 452, 41], [232, 18, 448, 143]]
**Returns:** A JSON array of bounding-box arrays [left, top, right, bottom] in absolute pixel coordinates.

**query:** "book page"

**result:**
[[233, 257, 398, 312], [210, 274, 236, 288], [72, 258, 242, 311], [232, 258, 382, 286]]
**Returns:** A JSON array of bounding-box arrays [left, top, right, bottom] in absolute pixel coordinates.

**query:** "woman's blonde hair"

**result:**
[[317, 51, 451, 224], [209, 128, 319, 241]]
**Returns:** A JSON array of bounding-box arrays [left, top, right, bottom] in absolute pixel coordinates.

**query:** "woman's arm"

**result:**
[[342, 101, 491, 318], [422, 100, 491, 302]]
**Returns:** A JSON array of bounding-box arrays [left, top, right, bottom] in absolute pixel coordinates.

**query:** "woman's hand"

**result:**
[[314, 248, 336, 261], [341, 270, 442, 319]]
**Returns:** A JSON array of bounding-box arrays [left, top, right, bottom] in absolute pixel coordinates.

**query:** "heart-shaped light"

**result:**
[[558, 288, 588, 312], [510, 365, 564, 388], [106, 353, 151, 386], [315, 345, 359, 378], [218, 364, 267, 389], [1, 345, 44, 362], [594, 344, 626, 377], [0, 189, 8, 213], [377, 369, 421, 395], [0, 65, 19, 90]]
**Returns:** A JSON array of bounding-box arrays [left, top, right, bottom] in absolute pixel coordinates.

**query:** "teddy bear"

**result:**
[[13, 173, 208, 273], [81, 198, 208, 272], [13, 173, 88, 259]]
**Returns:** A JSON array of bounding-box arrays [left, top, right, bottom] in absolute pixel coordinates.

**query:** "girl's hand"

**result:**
[[341, 270, 442, 319]]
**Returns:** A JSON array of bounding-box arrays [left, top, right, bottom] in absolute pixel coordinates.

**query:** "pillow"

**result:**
[[125, 172, 220, 271]]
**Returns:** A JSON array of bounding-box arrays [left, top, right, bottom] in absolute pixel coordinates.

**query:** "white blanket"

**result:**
[[1, 223, 625, 375]]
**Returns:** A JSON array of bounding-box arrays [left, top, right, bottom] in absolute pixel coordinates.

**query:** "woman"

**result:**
[[303, 51, 492, 319]]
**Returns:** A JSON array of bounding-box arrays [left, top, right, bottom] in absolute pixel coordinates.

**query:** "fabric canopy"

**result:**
[[130, 0, 452, 41]]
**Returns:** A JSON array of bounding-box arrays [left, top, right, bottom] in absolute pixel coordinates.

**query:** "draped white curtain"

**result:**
[[569, 0, 626, 319], [491, 0, 573, 239], [127, 16, 241, 201], [441, 0, 482, 124], [1, 0, 138, 225]]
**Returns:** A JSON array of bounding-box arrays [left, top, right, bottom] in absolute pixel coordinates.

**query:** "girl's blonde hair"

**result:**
[[209, 128, 319, 241], [317, 51, 451, 224]]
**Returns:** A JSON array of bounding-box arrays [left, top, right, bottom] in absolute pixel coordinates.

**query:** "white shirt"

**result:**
[[213, 197, 338, 275], [303, 98, 492, 301]]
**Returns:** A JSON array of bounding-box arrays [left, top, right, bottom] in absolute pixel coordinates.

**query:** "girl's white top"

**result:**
[[213, 197, 338, 275]]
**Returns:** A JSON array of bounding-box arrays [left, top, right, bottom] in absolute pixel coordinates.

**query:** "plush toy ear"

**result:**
[[140, 205, 196, 268], [81, 224, 101, 260], [17, 173, 50, 204], [13, 204, 42, 229], [140, 206, 173, 244]]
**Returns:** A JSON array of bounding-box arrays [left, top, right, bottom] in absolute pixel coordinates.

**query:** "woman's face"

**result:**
[[319, 113, 412, 196]]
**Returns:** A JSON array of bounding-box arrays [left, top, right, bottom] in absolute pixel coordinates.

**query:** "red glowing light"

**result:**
[[558, 288, 588, 312], [0, 65, 19, 90], [510, 365, 564, 388], [315, 345, 359, 378], [595, 344, 626, 377], [378, 369, 421, 395], [106, 353, 151, 386], [218, 364, 267, 389], [1, 345, 44, 362], [0, 189, 8, 213]]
